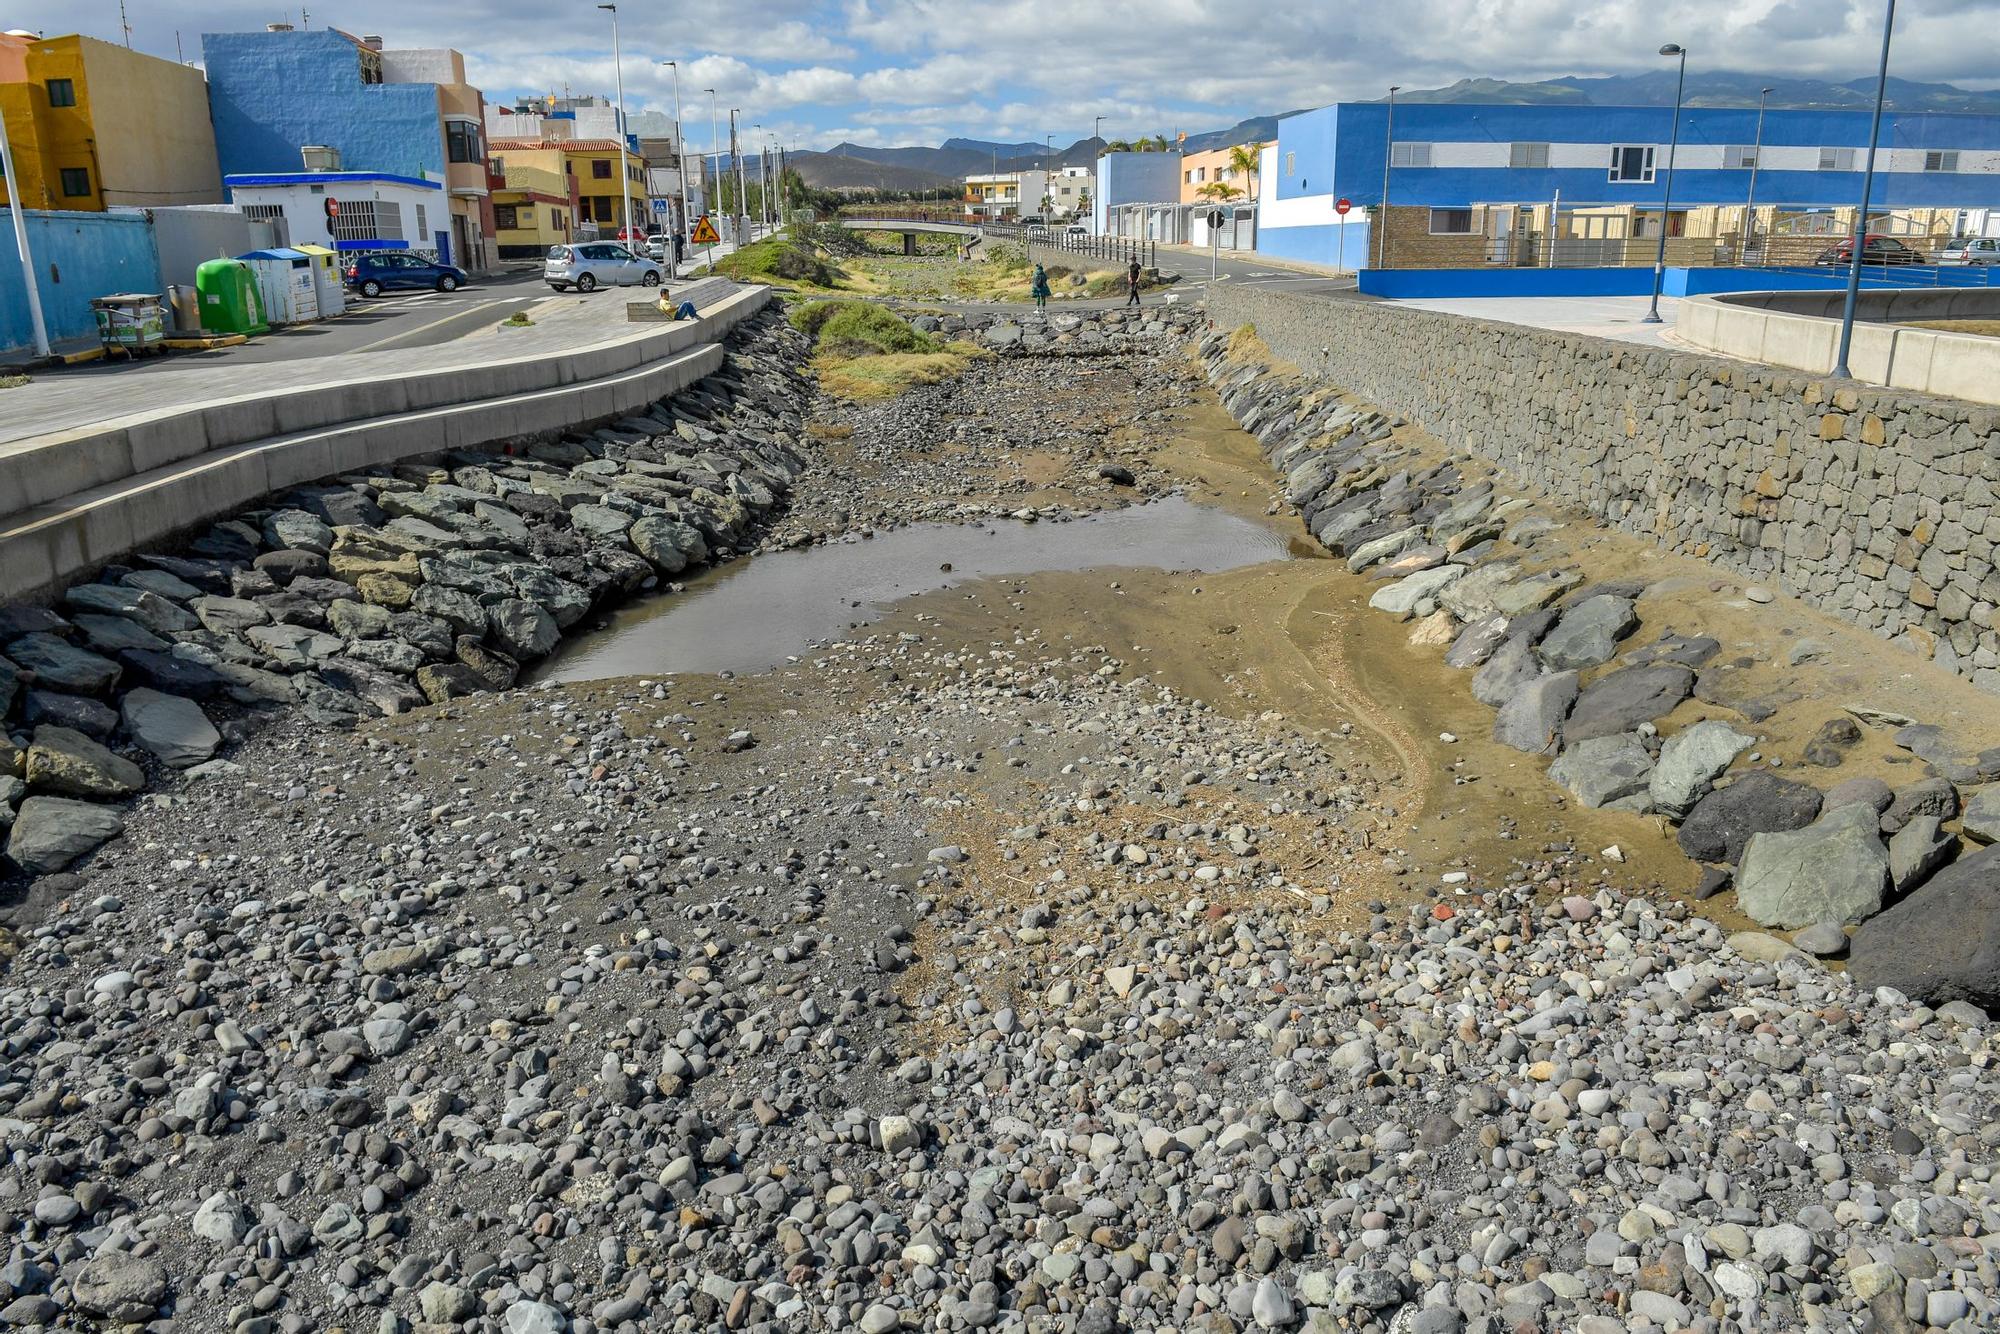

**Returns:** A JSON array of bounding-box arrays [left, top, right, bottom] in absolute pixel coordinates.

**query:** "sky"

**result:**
[[11, 0, 2000, 152]]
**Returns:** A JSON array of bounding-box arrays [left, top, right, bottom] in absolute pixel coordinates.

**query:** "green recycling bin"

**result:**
[[194, 257, 268, 336]]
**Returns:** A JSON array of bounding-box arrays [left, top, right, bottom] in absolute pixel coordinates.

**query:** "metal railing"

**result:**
[[1031, 229, 1156, 269]]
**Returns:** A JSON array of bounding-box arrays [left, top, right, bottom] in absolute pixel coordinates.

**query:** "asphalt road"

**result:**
[[50, 268, 556, 377]]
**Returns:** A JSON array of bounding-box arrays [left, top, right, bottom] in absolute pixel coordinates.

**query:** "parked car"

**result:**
[[1813, 234, 1926, 266], [544, 242, 664, 292], [344, 253, 468, 298], [1936, 236, 2000, 266], [643, 235, 669, 262], [1064, 224, 1090, 237]]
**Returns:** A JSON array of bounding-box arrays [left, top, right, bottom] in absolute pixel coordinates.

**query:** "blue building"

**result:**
[[1094, 152, 1184, 236], [202, 30, 445, 181], [1258, 101, 2000, 272]]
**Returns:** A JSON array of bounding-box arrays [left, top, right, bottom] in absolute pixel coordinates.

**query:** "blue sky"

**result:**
[[14, 0, 2000, 151]]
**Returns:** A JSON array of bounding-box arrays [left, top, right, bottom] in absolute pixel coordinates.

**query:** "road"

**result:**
[[48, 269, 553, 377]]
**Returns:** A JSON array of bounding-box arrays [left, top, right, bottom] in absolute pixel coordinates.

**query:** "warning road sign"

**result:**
[[690, 215, 721, 245]]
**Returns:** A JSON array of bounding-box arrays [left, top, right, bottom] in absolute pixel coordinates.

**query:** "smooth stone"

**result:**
[[1736, 803, 1890, 929]]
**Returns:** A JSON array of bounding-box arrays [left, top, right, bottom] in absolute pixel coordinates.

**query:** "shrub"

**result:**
[[789, 301, 936, 356]]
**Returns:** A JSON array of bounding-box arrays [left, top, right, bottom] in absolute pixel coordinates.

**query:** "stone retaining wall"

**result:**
[[914, 306, 1202, 355], [1205, 286, 2000, 692]]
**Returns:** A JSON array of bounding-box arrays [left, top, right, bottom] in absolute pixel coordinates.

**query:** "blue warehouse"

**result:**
[[1257, 101, 2000, 273]]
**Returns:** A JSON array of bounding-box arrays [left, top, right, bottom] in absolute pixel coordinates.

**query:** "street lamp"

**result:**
[[1642, 43, 1688, 324], [1835, 0, 1897, 380], [1376, 85, 1399, 269], [704, 88, 720, 270], [662, 60, 693, 272], [1742, 87, 1772, 264], [731, 108, 746, 224], [751, 122, 765, 229], [596, 4, 631, 239]]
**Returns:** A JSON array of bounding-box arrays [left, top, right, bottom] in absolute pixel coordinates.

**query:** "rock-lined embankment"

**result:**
[[1199, 326, 2000, 1014], [0, 308, 811, 880]]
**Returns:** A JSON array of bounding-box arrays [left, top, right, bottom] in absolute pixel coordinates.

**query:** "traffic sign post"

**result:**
[[1334, 197, 1352, 274], [690, 213, 722, 272], [1207, 207, 1225, 282]]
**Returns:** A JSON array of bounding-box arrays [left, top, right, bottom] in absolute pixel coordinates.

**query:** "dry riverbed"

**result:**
[[0, 337, 1994, 1334]]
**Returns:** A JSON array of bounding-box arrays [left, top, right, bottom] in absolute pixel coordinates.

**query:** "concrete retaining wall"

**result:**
[[1678, 287, 2000, 405], [1205, 284, 2000, 690], [0, 287, 769, 604]]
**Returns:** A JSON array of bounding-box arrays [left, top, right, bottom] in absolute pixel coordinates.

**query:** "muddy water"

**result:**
[[537, 497, 1299, 681]]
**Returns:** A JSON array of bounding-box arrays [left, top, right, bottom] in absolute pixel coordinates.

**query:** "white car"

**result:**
[[544, 242, 664, 292], [1064, 224, 1090, 237], [1936, 236, 2000, 266]]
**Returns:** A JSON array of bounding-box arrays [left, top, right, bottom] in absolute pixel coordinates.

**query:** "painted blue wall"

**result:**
[[1, 210, 164, 358], [1256, 217, 1371, 271], [1093, 153, 1184, 232], [1278, 102, 2000, 210], [202, 31, 444, 181], [1355, 264, 2000, 299]]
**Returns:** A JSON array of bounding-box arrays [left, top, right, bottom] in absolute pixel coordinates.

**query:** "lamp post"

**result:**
[[0, 111, 49, 357], [704, 88, 719, 270], [1642, 42, 1688, 324], [1376, 85, 1399, 269], [730, 108, 747, 227], [596, 4, 631, 239], [663, 60, 693, 272], [751, 122, 765, 229], [1835, 0, 1897, 380], [1742, 86, 1771, 264]]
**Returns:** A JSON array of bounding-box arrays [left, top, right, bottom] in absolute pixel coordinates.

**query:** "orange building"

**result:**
[[1179, 142, 1269, 205]]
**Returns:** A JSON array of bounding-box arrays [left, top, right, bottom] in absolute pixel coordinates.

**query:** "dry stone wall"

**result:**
[[1205, 286, 2000, 692]]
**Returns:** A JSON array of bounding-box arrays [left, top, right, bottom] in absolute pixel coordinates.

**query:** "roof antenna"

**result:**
[[302, 8, 311, 29], [119, 0, 132, 46]]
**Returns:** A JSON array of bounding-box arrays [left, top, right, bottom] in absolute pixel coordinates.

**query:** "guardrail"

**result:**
[[1031, 229, 1157, 269]]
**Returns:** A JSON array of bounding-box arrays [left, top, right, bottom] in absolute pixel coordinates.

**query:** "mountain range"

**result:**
[[789, 73, 2000, 192]]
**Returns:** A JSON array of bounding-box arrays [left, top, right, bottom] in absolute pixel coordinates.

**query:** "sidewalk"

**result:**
[[1153, 242, 1354, 280], [0, 287, 720, 450]]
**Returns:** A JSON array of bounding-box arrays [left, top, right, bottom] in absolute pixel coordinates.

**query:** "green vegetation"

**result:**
[[788, 299, 987, 400], [716, 234, 846, 289], [500, 311, 535, 328], [0, 374, 27, 390]]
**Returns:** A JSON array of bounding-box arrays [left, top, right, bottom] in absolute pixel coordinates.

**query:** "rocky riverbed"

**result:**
[[0, 306, 1992, 1334]]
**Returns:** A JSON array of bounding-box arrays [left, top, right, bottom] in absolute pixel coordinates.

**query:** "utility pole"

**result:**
[[729, 109, 746, 233], [705, 89, 720, 271], [0, 110, 51, 357], [1836, 0, 1897, 380], [597, 4, 631, 238], [1377, 86, 1399, 269], [663, 61, 693, 271], [1743, 87, 1771, 263]]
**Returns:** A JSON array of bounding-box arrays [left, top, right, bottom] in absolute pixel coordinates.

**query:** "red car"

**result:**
[[1814, 234, 1926, 266]]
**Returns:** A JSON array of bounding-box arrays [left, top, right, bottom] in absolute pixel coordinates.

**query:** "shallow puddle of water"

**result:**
[[537, 496, 1298, 681]]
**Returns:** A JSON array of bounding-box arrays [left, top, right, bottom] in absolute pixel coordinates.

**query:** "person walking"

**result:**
[[1126, 257, 1143, 308], [1030, 262, 1052, 310]]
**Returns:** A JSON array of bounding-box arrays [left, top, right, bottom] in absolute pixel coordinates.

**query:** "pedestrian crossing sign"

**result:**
[[690, 215, 721, 245]]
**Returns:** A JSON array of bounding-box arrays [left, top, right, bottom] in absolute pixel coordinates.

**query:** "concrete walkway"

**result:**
[[1389, 293, 1684, 349], [0, 282, 729, 450]]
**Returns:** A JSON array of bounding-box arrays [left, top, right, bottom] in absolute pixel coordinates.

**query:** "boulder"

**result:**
[[6, 633, 121, 695], [1850, 843, 2000, 1010], [246, 623, 344, 668], [1648, 720, 1754, 818], [118, 689, 220, 768], [26, 726, 146, 798], [1493, 671, 1579, 756], [1884, 777, 1958, 834], [263, 508, 336, 555], [1893, 723, 2000, 785], [489, 599, 560, 661], [1824, 776, 1894, 813], [1961, 786, 2000, 843], [1676, 772, 1823, 865], [70, 1252, 169, 1322], [1564, 665, 1696, 743], [24, 690, 119, 738], [1547, 734, 1654, 809], [69, 613, 170, 656], [1471, 635, 1541, 708], [6, 797, 125, 873], [63, 584, 197, 635], [1367, 565, 1464, 620], [1536, 595, 1638, 670], [1888, 816, 1955, 895], [1736, 803, 1890, 929], [1802, 716, 1862, 767], [1443, 615, 1509, 670], [570, 503, 636, 547]]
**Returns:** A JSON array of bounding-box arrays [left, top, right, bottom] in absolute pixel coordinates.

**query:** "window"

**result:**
[[1608, 145, 1656, 183], [552, 208, 566, 232], [1428, 207, 1475, 235], [592, 196, 613, 222], [45, 78, 75, 108], [1819, 147, 1857, 171], [1389, 142, 1431, 168], [1284, 152, 1296, 177], [1509, 142, 1550, 169], [330, 199, 402, 243], [415, 204, 428, 239], [592, 159, 612, 179], [1723, 145, 1757, 169], [1184, 169, 1193, 184], [495, 204, 519, 230], [1924, 150, 1960, 172], [59, 167, 90, 197], [446, 122, 482, 164]]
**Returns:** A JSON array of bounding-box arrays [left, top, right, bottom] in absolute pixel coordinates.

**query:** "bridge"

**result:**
[[836, 213, 1156, 267]]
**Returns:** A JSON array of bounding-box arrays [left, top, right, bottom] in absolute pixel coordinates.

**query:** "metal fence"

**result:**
[[1030, 229, 1156, 269]]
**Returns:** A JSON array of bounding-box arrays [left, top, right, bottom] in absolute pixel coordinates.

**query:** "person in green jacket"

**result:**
[[1030, 263, 1052, 309]]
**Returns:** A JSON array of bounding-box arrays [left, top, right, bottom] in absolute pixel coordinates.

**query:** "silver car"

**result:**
[[1936, 236, 2000, 266], [544, 242, 664, 293]]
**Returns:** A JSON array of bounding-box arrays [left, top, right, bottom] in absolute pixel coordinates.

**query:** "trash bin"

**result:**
[[195, 257, 269, 336], [91, 294, 167, 356], [165, 284, 201, 336], [295, 243, 347, 318], [237, 248, 320, 325]]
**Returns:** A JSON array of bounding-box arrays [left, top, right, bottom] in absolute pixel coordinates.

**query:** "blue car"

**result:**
[[344, 253, 469, 298]]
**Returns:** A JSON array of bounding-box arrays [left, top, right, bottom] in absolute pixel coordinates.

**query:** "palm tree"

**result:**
[[1150, 134, 1169, 152], [1105, 139, 1132, 153], [1227, 143, 1261, 204], [1197, 182, 1243, 203]]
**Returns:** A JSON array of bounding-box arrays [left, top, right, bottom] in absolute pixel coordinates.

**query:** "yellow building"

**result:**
[[1180, 142, 1267, 205], [489, 136, 645, 237], [487, 157, 574, 259], [0, 33, 222, 211]]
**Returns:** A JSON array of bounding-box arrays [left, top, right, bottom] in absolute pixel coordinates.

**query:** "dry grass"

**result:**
[[0, 374, 28, 390], [814, 343, 990, 400], [1905, 319, 2000, 337]]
